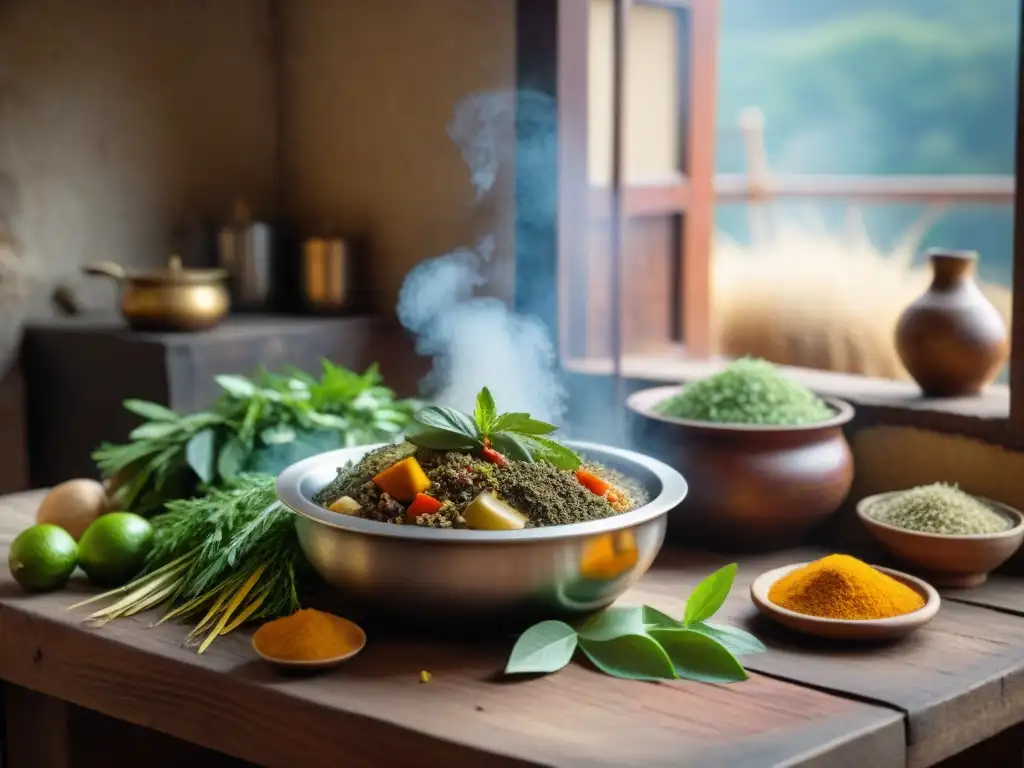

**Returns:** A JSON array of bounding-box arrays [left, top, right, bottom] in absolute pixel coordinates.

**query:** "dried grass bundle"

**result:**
[[711, 210, 1012, 380]]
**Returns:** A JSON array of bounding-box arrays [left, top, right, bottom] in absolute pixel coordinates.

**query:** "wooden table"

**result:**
[[2, 491, 1024, 767]]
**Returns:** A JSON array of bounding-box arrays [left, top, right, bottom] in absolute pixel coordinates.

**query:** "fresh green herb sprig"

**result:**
[[405, 387, 581, 471], [70, 475, 304, 654], [94, 361, 419, 515], [505, 563, 765, 682]]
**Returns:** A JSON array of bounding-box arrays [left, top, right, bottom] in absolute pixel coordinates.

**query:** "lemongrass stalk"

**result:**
[[87, 580, 181, 627], [153, 581, 229, 627], [187, 572, 247, 639], [84, 567, 187, 621], [67, 553, 193, 611], [220, 580, 275, 635], [198, 565, 265, 654]]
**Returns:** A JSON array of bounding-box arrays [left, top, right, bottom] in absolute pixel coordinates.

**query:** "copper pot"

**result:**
[[627, 386, 855, 551], [83, 255, 230, 332]]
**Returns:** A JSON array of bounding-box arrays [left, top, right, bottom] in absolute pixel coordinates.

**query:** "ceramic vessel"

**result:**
[[857, 492, 1024, 588], [894, 249, 1008, 397], [750, 562, 939, 640], [626, 387, 855, 551]]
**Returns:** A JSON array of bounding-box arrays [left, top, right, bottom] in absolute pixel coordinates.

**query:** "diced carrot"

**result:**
[[372, 457, 431, 502], [576, 469, 612, 496], [482, 446, 506, 466], [407, 493, 443, 519]]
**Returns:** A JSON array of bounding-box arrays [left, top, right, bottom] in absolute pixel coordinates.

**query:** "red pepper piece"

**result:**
[[482, 446, 506, 466], [407, 493, 443, 519], [576, 469, 612, 496]]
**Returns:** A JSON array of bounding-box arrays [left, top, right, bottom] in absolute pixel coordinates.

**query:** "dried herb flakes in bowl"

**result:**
[[654, 358, 834, 426]]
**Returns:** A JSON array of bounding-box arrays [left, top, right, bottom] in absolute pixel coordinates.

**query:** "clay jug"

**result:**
[[895, 249, 1008, 397]]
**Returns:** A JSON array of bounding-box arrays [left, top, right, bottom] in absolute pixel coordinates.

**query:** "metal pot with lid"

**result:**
[[83, 255, 230, 332]]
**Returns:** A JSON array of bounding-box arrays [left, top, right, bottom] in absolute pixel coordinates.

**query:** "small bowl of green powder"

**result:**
[[626, 358, 855, 550], [858, 484, 1024, 588]]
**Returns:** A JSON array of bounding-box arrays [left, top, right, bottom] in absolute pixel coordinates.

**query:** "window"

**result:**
[[514, 0, 1023, 447]]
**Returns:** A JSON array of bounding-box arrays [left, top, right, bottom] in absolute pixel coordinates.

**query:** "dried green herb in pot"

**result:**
[[654, 358, 834, 426], [866, 483, 1012, 535]]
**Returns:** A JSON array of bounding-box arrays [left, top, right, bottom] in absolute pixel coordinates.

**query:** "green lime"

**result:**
[[8, 524, 78, 591], [77, 512, 154, 587]]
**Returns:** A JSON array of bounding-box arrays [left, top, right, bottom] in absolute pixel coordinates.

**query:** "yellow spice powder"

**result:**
[[768, 554, 925, 620]]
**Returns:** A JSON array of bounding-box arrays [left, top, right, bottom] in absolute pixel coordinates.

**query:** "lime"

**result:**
[[77, 512, 154, 587], [8, 524, 78, 591]]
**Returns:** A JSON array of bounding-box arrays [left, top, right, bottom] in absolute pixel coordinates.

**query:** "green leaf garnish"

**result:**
[[505, 620, 578, 674], [504, 565, 761, 684], [415, 405, 481, 439], [406, 387, 581, 470], [404, 426, 480, 452], [474, 388, 498, 433], [684, 563, 737, 625], [487, 432, 534, 462], [647, 628, 748, 683], [519, 435, 581, 471]]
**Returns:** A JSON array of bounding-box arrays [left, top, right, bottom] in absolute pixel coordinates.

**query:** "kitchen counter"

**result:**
[[2, 490, 1023, 767]]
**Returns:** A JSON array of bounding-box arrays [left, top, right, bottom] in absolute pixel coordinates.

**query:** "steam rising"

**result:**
[[396, 90, 566, 424]]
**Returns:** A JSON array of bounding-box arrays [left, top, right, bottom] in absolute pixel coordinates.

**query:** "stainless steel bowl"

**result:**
[[276, 441, 688, 624]]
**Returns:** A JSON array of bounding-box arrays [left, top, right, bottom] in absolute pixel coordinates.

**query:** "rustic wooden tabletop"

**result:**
[[2, 490, 1024, 767]]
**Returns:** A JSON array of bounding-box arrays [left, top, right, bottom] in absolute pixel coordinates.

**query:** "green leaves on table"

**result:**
[[504, 620, 578, 674], [504, 562, 765, 684], [405, 387, 581, 470], [93, 360, 419, 515]]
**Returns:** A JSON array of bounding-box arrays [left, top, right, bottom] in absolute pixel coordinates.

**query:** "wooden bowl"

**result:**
[[750, 562, 940, 640], [251, 615, 366, 670], [857, 492, 1024, 588], [626, 386, 855, 550]]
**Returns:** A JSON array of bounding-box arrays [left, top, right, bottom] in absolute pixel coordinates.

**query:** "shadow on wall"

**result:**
[[711, 211, 1013, 379]]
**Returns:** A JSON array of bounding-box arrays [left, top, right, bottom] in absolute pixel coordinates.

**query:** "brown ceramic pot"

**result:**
[[626, 387, 855, 551], [895, 249, 1008, 397]]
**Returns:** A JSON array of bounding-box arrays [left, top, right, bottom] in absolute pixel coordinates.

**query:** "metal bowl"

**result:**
[[276, 441, 688, 624]]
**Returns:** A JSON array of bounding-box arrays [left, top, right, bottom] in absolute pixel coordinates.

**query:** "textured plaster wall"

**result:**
[[0, 0, 279, 365], [0, 0, 517, 492], [279, 0, 516, 311]]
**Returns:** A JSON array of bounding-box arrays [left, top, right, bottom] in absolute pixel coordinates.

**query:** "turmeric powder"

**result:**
[[768, 554, 925, 620], [252, 609, 366, 662]]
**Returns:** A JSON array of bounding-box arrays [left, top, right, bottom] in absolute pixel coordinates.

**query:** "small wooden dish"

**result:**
[[857, 492, 1024, 588], [251, 616, 367, 671], [750, 562, 940, 640]]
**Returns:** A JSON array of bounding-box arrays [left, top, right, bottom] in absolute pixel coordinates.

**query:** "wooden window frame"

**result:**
[[516, 0, 1024, 449]]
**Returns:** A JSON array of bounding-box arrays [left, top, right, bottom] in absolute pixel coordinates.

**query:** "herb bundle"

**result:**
[[406, 388, 581, 470], [505, 564, 765, 682], [71, 475, 304, 653], [94, 361, 418, 515]]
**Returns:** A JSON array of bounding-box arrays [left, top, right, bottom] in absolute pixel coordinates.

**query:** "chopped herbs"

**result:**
[[866, 483, 1012, 535], [654, 358, 834, 426]]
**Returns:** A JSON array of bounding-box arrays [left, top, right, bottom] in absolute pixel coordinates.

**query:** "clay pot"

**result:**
[[626, 387, 855, 551], [895, 249, 1008, 397]]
